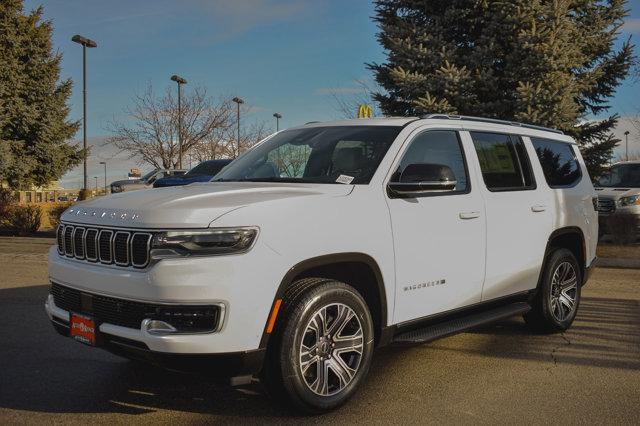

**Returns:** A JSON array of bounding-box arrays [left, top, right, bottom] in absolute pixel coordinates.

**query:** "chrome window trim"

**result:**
[[98, 229, 114, 264], [113, 231, 131, 266], [131, 232, 152, 268], [84, 228, 99, 262], [73, 227, 86, 260]]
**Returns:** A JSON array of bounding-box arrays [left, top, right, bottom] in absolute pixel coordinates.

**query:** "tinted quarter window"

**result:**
[[393, 130, 468, 192], [531, 138, 581, 187], [471, 132, 535, 191]]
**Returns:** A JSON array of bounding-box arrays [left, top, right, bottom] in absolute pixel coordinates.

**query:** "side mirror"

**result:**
[[388, 163, 457, 197]]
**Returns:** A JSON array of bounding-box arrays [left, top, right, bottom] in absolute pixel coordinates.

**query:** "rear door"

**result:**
[[466, 131, 552, 301], [386, 128, 486, 324]]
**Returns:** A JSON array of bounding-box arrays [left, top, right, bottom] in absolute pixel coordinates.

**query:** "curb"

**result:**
[[595, 257, 640, 269]]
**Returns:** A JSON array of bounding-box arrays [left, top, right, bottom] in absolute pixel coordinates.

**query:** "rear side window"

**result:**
[[531, 138, 582, 187], [470, 132, 535, 191]]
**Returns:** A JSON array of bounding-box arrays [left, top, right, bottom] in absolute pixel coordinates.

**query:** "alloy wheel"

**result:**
[[299, 303, 364, 396], [549, 261, 578, 322]]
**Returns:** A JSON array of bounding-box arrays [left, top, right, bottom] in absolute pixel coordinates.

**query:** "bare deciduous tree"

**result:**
[[190, 119, 269, 162], [106, 84, 235, 169], [329, 79, 381, 119]]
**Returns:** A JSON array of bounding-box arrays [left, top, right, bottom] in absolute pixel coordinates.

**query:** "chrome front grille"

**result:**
[[57, 224, 152, 268], [596, 197, 615, 213]]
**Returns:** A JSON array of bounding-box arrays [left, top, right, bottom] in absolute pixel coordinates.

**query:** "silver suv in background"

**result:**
[[110, 169, 186, 193], [595, 161, 640, 235]]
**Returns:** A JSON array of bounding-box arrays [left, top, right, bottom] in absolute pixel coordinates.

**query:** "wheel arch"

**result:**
[[540, 227, 587, 287], [259, 253, 388, 349]]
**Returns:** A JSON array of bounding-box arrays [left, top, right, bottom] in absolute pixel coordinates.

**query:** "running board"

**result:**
[[392, 302, 531, 344]]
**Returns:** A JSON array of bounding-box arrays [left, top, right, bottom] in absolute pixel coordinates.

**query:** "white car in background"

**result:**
[[47, 115, 597, 412], [595, 161, 640, 234]]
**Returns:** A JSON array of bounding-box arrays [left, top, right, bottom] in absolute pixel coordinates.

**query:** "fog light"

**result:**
[[143, 319, 178, 334]]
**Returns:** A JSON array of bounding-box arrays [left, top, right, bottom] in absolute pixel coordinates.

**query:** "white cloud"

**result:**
[[623, 18, 640, 33]]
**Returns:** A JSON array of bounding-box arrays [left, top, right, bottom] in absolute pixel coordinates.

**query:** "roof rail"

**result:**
[[419, 114, 564, 135]]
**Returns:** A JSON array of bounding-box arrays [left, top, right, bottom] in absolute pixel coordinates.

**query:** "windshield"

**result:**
[[598, 164, 640, 188], [214, 126, 402, 184], [140, 170, 157, 182], [186, 160, 230, 177]]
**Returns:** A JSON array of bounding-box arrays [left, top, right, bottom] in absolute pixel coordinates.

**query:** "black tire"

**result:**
[[524, 248, 582, 333], [261, 277, 374, 413]]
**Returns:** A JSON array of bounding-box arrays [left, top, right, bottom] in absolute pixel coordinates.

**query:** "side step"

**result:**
[[393, 302, 531, 344]]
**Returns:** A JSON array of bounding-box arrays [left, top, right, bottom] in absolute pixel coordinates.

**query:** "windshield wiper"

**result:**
[[232, 177, 326, 184]]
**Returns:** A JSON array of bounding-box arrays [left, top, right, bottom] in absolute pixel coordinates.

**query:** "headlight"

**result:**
[[618, 195, 640, 207], [150, 227, 258, 259]]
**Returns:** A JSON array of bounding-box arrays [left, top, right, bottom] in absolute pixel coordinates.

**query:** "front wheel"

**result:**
[[524, 248, 581, 332], [262, 278, 374, 413]]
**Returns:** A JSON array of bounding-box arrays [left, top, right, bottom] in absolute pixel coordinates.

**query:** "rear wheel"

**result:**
[[261, 278, 374, 413], [524, 248, 581, 332]]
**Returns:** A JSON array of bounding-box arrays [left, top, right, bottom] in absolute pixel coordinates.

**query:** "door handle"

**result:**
[[531, 205, 547, 212], [459, 211, 480, 220]]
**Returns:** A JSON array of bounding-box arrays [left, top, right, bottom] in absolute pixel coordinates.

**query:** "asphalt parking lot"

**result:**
[[0, 236, 638, 425]]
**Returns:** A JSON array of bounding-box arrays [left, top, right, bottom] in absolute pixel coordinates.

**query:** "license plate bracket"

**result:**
[[70, 313, 97, 346]]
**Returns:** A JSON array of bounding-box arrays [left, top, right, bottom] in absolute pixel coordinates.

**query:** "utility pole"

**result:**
[[99, 161, 107, 194], [170, 75, 188, 169], [232, 97, 244, 158], [624, 130, 630, 161], [71, 35, 97, 198], [273, 112, 282, 131]]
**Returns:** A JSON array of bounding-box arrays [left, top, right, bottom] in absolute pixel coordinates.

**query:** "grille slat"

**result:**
[[56, 225, 64, 254], [50, 283, 220, 332], [85, 229, 98, 261], [98, 230, 113, 264], [113, 232, 130, 266], [59, 224, 150, 269], [73, 227, 85, 259], [131, 233, 151, 267], [64, 226, 74, 257]]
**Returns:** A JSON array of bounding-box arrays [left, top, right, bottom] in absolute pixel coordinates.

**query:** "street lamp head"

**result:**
[[624, 130, 630, 136], [99, 161, 106, 165], [71, 35, 97, 48], [273, 112, 282, 119], [232, 97, 245, 104], [170, 75, 187, 84]]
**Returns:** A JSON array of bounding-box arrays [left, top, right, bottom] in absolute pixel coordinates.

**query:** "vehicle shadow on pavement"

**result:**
[[1, 284, 638, 418], [463, 296, 640, 370]]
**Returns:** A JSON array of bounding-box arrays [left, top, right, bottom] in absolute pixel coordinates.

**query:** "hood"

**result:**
[[61, 182, 353, 229], [595, 187, 640, 199]]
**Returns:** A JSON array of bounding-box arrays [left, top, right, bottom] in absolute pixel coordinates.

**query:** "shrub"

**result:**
[[48, 202, 72, 229], [0, 188, 16, 226], [7, 204, 42, 235], [607, 214, 639, 245]]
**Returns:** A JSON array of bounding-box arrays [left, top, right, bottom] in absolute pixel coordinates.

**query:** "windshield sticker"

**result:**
[[336, 174, 355, 184]]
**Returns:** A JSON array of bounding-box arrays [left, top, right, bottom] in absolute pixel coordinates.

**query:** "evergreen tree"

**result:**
[[0, 0, 81, 189], [369, 0, 634, 177]]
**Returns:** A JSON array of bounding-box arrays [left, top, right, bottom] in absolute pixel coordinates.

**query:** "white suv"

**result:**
[[47, 115, 597, 412]]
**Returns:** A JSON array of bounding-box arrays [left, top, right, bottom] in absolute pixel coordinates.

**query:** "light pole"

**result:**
[[624, 130, 630, 161], [273, 112, 282, 131], [170, 75, 187, 169], [99, 161, 107, 194], [232, 97, 244, 157], [71, 35, 97, 197]]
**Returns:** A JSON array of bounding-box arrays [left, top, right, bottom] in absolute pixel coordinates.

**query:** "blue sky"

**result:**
[[23, 0, 640, 187]]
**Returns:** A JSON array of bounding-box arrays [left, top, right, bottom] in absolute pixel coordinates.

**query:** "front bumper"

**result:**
[[45, 292, 265, 375]]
